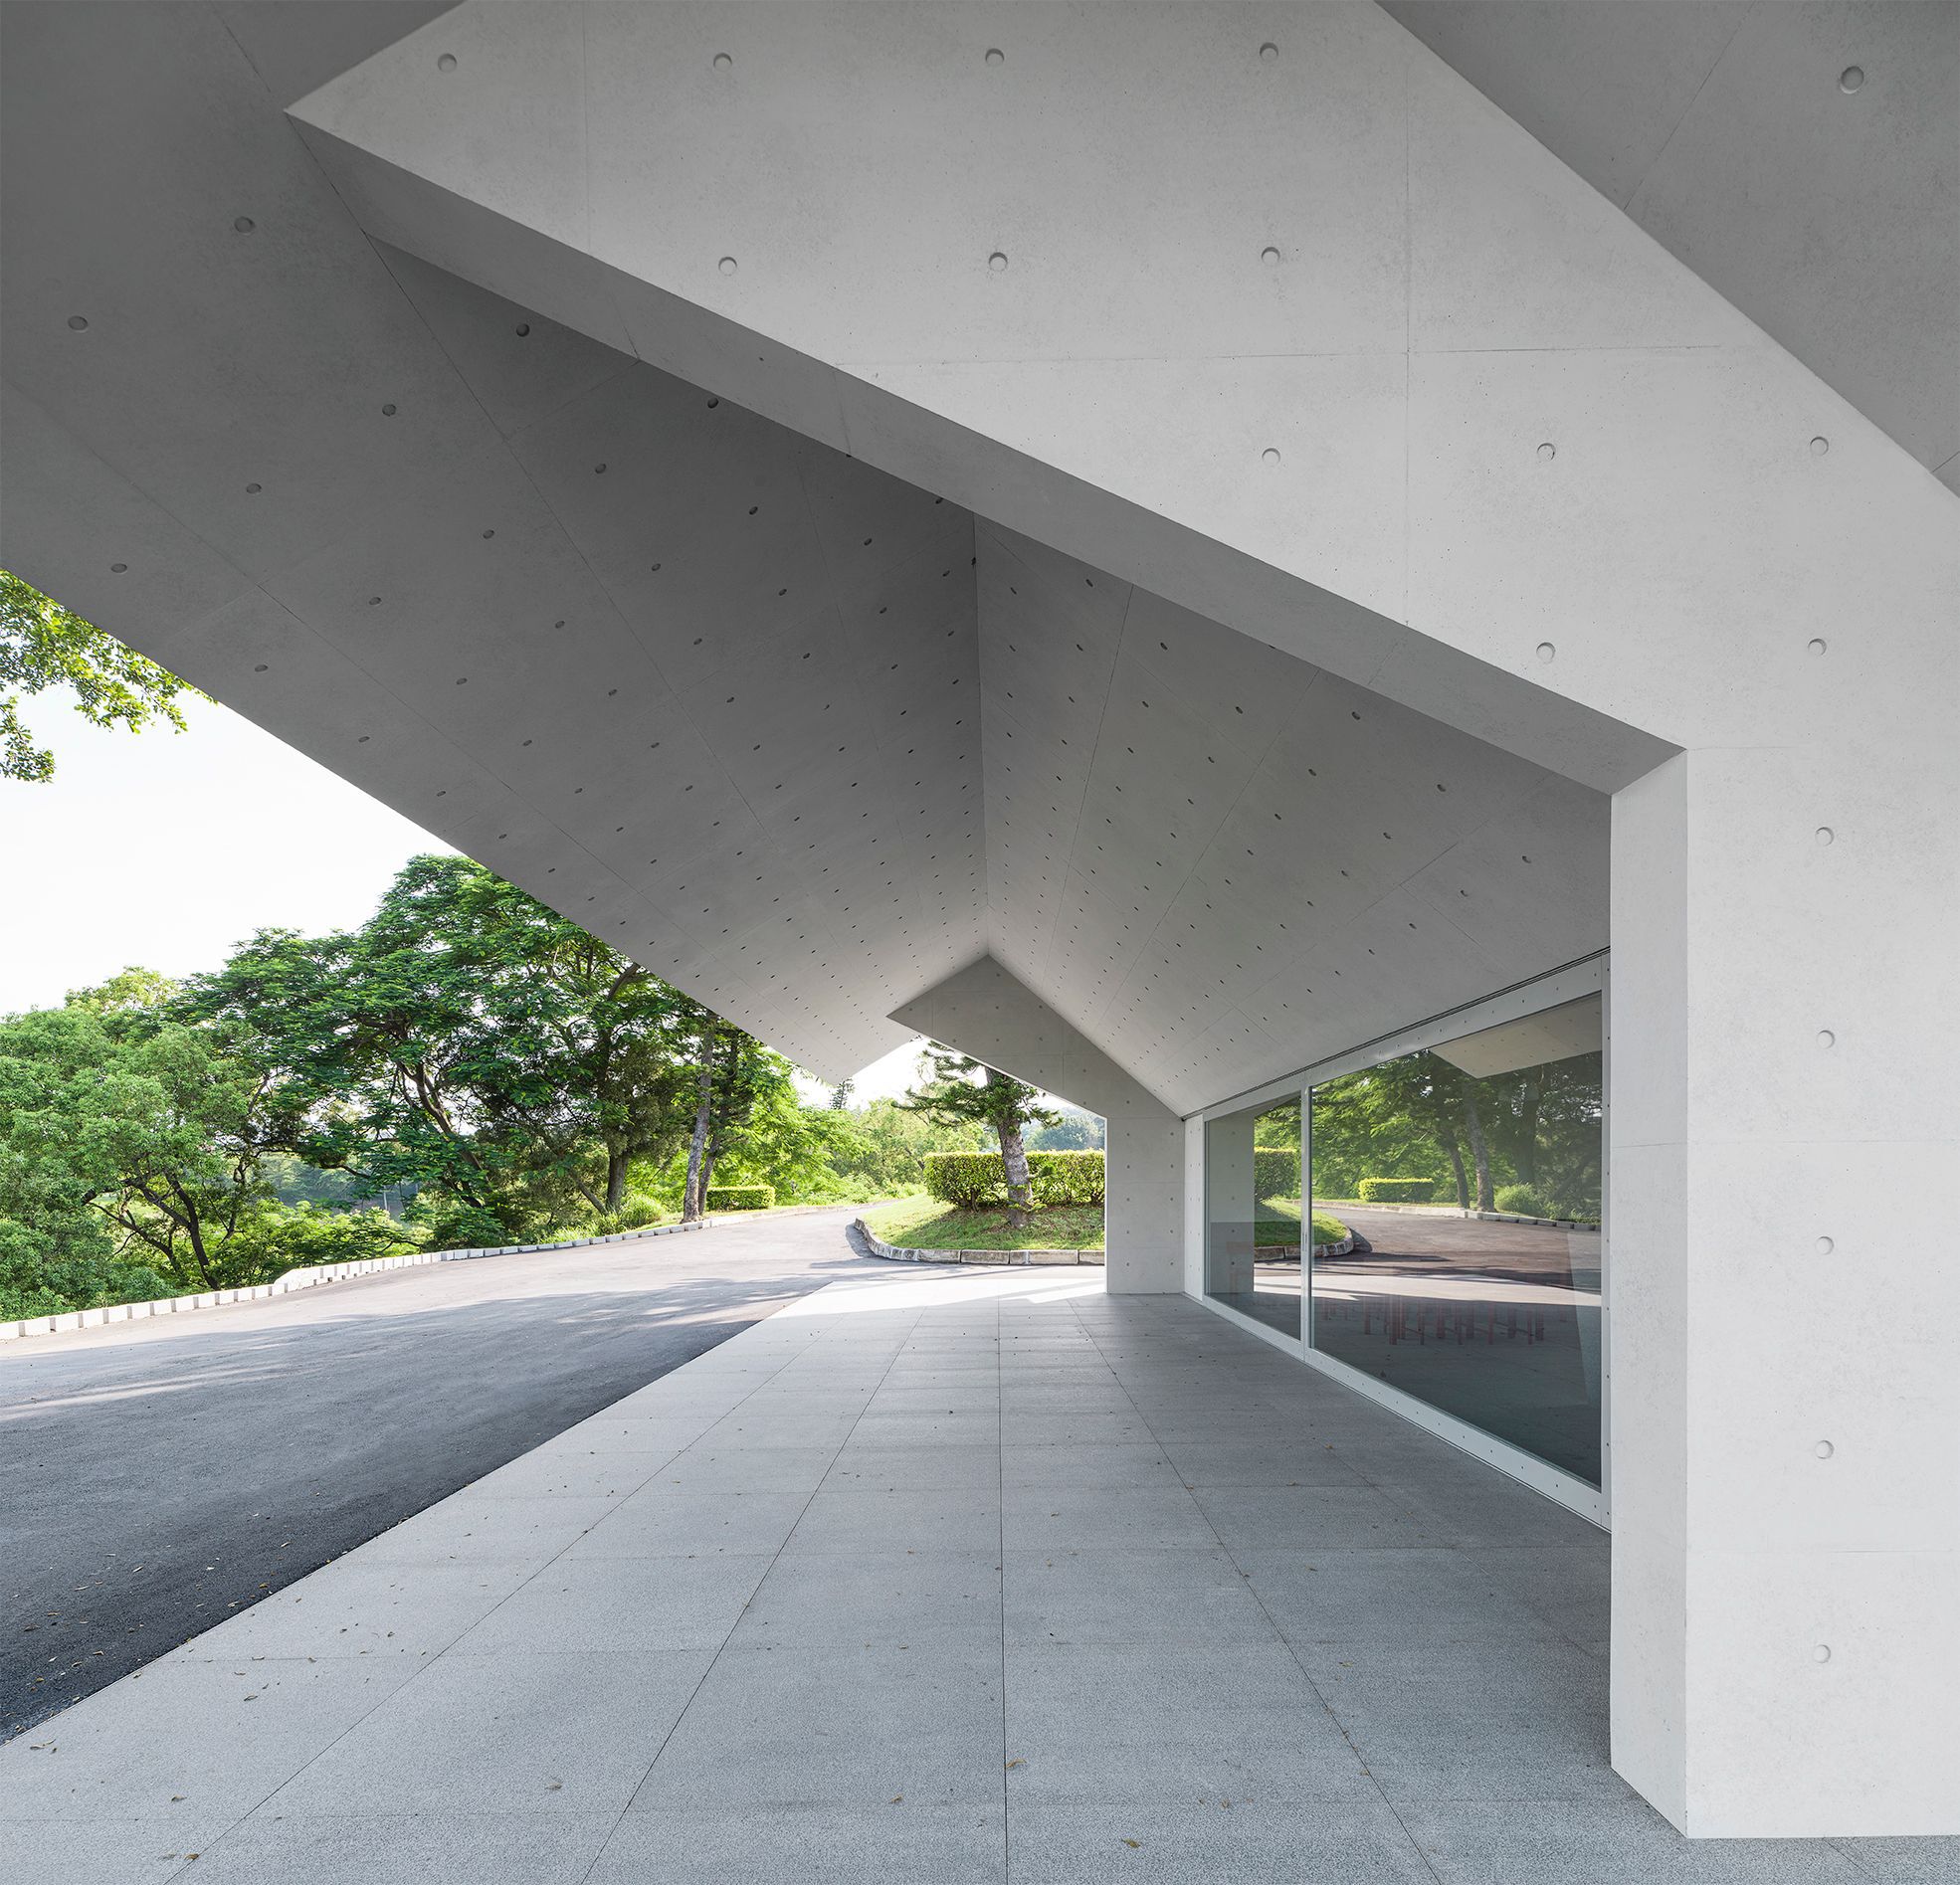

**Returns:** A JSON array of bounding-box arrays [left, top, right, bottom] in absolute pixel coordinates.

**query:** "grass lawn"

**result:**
[[863, 1197, 1105, 1251], [1256, 1199, 1349, 1247]]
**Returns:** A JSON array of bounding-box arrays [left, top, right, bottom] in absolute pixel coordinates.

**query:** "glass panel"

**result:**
[[1308, 993, 1604, 1484], [1205, 1093, 1302, 1339]]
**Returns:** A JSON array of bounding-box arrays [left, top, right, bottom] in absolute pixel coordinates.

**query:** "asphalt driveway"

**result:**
[[1, 1209, 871, 1736]]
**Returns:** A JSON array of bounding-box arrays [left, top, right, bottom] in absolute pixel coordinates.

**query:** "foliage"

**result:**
[[1356, 1176, 1440, 1204], [705, 1184, 773, 1212], [182, 855, 712, 1231], [686, 1077, 855, 1207], [1310, 1044, 1602, 1219], [903, 1047, 1058, 1220], [0, 995, 277, 1292], [1031, 1151, 1104, 1207], [863, 1197, 1104, 1253], [590, 1193, 676, 1236], [1254, 1147, 1300, 1200], [218, 1201, 410, 1273], [262, 1151, 375, 1210], [1, 570, 197, 782], [1028, 1109, 1103, 1152], [1494, 1183, 1554, 1219], [821, 1098, 987, 1200], [923, 1150, 1103, 1209], [404, 1195, 509, 1252]]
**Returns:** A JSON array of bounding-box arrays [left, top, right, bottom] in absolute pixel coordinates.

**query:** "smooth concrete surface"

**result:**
[[3, 0, 1955, 1838], [2, 1210, 865, 1738], [1384, 1, 1960, 490], [6, 1265, 1954, 1885], [0, 0, 1620, 1115]]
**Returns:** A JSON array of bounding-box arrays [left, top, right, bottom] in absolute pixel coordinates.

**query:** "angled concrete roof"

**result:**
[[3, 2, 1950, 1118], [1384, 0, 1960, 491]]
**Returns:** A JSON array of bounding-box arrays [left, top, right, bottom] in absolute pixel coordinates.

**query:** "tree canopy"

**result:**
[[1, 570, 196, 782]]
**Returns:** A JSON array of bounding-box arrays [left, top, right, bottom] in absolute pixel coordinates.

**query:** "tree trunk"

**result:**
[[999, 1120, 1033, 1227], [682, 1055, 713, 1221], [604, 1144, 628, 1216], [1462, 1091, 1495, 1212], [1514, 1078, 1541, 1184], [1442, 1131, 1470, 1212]]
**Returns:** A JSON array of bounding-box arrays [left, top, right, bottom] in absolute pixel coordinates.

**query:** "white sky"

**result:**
[[1, 689, 446, 1014], [1, 685, 933, 1097]]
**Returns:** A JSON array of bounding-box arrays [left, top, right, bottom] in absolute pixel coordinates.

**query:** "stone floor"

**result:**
[[3, 1266, 1951, 1883]]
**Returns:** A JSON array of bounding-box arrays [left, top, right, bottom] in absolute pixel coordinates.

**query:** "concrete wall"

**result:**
[[891, 956, 1182, 1294]]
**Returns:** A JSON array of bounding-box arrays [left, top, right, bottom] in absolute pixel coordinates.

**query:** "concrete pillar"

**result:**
[[1203, 1111, 1258, 1298], [1102, 1105, 1185, 1293], [1610, 747, 1960, 1837]]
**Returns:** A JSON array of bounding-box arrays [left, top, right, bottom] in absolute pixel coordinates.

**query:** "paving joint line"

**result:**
[[569, 1293, 929, 1884], [155, 1298, 852, 1883], [1066, 1296, 1449, 1885]]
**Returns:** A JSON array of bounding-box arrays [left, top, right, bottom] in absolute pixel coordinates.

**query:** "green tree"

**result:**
[[184, 855, 712, 1232], [0, 1000, 274, 1293], [700, 1083, 866, 1205], [681, 1018, 794, 1220], [1, 571, 196, 782], [819, 1095, 987, 1198], [902, 1047, 1058, 1225], [1029, 1108, 1103, 1152]]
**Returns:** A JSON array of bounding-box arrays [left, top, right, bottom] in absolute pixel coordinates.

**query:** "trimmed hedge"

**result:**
[[923, 1150, 1105, 1209], [1356, 1176, 1439, 1204], [1253, 1147, 1300, 1200], [704, 1184, 774, 1212]]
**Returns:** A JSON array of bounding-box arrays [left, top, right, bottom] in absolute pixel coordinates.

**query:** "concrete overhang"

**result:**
[[6, 2, 1950, 1121]]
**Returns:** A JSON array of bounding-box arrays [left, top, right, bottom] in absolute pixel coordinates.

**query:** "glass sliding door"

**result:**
[[1307, 993, 1604, 1486], [1205, 1092, 1304, 1341]]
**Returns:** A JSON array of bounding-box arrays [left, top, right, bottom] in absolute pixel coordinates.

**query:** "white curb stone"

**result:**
[[0, 1217, 711, 1343]]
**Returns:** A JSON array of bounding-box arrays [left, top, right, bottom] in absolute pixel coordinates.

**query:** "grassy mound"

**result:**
[[863, 1198, 1104, 1252]]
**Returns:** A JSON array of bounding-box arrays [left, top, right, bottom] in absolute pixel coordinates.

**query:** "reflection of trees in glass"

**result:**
[[1312, 1050, 1601, 1221]]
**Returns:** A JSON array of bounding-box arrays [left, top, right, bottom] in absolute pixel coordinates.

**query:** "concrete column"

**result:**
[[1610, 748, 1960, 1837], [1203, 1111, 1258, 1298], [1102, 1105, 1184, 1293]]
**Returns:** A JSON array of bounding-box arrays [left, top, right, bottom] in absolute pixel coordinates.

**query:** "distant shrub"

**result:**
[[925, 1151, 1105, 1208], [1253, 1147, 1300, 1200], [705, 1184, 773, 1212], [0, 1283, 75, 1322], [407, 1197, 512, 1253], [224, 1202, 413, 1277], [1356, 1176, 1439, 1205], [1494, 1184, 1554, 1219]]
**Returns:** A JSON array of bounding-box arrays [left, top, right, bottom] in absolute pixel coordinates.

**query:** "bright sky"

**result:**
[[1, 688, 445, 1015], [1, 686, 934, 1097]]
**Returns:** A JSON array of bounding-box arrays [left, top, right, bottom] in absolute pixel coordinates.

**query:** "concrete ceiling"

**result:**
[[0, 1, 1610, 1114], [973, 523, 1604, 1109], [1383, 0, 1960, 492]]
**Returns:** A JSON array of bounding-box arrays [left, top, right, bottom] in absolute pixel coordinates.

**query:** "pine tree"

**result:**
[[902, 1046, 1058, 1225]]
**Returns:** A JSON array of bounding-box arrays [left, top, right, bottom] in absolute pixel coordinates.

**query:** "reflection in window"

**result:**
[[1308, 995, 1604, 1485], [1205, 1093, 1304, 1340]]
